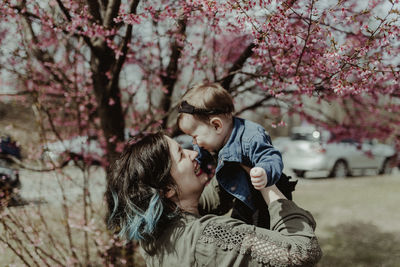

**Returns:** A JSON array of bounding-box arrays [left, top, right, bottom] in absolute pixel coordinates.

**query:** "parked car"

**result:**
[[42, 129, 136, 167], [274, 126, 396, 178], [272, 136, 291, 154], [0, 158, 21, 207], [42, 135, 104, 167]]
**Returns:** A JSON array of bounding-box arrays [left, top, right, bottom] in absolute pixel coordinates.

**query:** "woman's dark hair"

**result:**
[[105, 132, 178, 241]]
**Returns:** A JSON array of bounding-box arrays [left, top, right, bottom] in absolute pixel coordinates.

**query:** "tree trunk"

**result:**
[[90, 49, 125, 165]]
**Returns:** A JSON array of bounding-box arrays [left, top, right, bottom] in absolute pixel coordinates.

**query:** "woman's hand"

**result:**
[[250, 167, 268, 190]]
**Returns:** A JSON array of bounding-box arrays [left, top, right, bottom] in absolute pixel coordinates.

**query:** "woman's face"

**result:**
[[166, 136, 209, 200]]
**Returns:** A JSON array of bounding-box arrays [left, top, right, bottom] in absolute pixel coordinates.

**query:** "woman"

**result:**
[[105, 132, 322, 266]]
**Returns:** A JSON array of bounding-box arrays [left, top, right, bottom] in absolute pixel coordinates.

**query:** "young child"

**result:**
[[177, 83, 294, 228]]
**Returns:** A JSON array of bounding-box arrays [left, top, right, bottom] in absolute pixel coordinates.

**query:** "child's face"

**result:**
[[178, 114, 225, 153]]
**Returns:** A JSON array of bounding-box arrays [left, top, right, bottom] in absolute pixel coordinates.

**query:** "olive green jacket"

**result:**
[[140, 179, 322, 266]]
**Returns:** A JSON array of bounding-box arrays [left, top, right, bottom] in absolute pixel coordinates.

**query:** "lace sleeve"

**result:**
[[198, 221, 321, 266]]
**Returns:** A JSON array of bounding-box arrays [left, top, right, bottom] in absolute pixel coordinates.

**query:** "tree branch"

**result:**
[[295, 0, 314, 75], [220, 0, 299, 92], [160, 16, 187, 128], [235, 95, 274, 115], [55, 0, 72, 21], [86, 0, 103, 23], [221, 42, 255, 92], [104, 0, 121, 28], [8, 4, 40, 20], [0, 155, 58, 172], [109, 0, 140, 91], [53, 0, 99, 55]]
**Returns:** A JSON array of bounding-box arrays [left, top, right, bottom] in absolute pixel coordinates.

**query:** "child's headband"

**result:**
[[178, 101, 228, 115]]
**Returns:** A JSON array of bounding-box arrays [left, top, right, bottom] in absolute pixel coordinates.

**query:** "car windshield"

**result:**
[[290, 131, 321, 142]]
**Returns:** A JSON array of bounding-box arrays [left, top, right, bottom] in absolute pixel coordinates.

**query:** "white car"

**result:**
[[42, 136, 104, 167], [274, 126, 396, 178], [42, 129, 136, 167]]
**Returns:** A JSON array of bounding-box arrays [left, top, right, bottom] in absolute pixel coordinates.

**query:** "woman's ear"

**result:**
[[164, 187, 176, 199], [210, 117, 223, 133]]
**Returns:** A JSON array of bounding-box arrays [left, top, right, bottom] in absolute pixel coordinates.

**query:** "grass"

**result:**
[[2, 167, 400, 266], [293, 173, 400, 267]]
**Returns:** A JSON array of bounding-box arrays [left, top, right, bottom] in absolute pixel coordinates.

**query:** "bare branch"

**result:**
[[1, 219, 42, 267], [0, 155, 58, 172], [0, 91, 32, 96], [0, 235, 32, 267]]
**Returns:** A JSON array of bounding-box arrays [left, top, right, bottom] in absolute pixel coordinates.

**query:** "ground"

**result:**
[[1, 101, 399, 266], [293, 173, 400, 267], [2, 166, 399, 266]]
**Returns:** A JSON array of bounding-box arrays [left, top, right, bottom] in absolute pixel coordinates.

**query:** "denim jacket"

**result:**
[[214, 117, 283, 210]]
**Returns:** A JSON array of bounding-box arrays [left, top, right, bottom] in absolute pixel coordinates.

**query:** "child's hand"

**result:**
[[250, 167, 268, 190]]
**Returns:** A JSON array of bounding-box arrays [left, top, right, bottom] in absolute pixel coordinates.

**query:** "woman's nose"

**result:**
[[187, 149, 198, 160]]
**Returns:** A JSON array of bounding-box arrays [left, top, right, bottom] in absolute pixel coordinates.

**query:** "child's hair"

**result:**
[[178, 83, 234, 123], [105, 132, 180, 242]]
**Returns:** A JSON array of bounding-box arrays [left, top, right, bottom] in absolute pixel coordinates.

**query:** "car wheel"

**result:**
[[330, 160, 348, 178], [379, 158, 394, 175], [293, 170, 306, 178]]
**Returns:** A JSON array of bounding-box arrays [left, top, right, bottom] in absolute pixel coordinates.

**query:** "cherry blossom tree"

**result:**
[[0, 0, 399, 265], [0, 0, 399, 163]]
